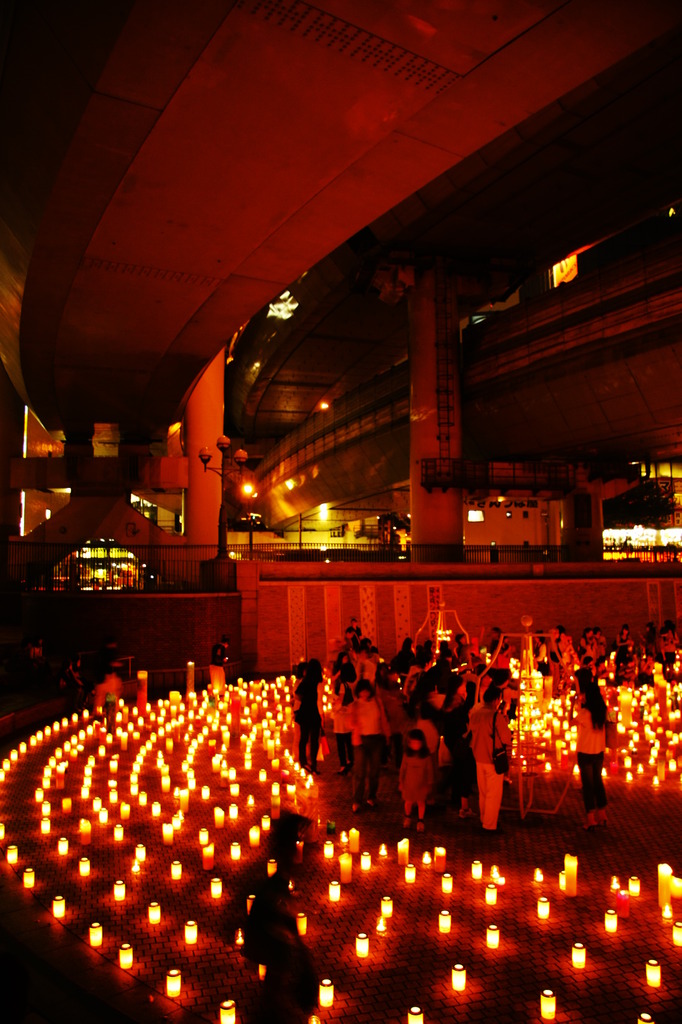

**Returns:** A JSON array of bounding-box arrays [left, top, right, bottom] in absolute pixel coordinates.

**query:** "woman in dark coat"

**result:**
[[295, 658, 323, 773]]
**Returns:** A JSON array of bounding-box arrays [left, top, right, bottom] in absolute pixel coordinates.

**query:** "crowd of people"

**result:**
[[292, 615, 679, 835]]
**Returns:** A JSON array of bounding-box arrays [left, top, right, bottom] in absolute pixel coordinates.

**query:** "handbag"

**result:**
[[492, 710, 509, 775], [604, 710, 619, 749]]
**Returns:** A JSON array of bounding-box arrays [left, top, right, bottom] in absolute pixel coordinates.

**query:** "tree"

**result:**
[[602, 480, 676, 529]]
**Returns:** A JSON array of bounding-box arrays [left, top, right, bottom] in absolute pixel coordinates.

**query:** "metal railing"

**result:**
[[6, 540, 570, 590]]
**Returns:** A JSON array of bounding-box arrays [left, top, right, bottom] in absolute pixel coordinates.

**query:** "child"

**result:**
[[399, 728, 434, 832]]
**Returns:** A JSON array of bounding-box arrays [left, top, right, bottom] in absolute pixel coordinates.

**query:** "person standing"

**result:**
[[399, 728, 434, 832], [331, 651, 356, 775], [348, 679, 390, 811], [295, 658, 323, 774], [575, 680, 608, 829], [469, 684, 511, 833], [210, 634, 229, 695]]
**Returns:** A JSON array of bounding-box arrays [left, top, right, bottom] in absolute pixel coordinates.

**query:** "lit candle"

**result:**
[[89, 922, 103, 946], [541, 989, 556, 1020], [79, 857, 91, 877], [22, 867, 34, 888], [356, 932, 369, 958], [339, 853, 352, 884], [249, 825, 261, 847], [349, 827, 360, 853], [324, 840, 334, 859], [572, 942, 586, 968], [434, 846, 446, 873], [486, 924, 499, 948], [616, 890, 630, 918], [439, 910, 452, 934], [407, 1007, 423, 1024], [629, 875, 641, 896], [442, 873, 453, 894], [397, 838, 410, 866], [114, 823, 124, 842], [637, 1015, 654, 1024], [658, 863, 672, 907], [319, 979, 334, 1007], [381, 896, 393, 918], [604, 909, 618, 933], [210, 877, 222, 899], [296, 912, 307, 936], [564, 853, 578, 897], [202, 843, 215, 870], [220, 1000, 236, 1024], [361, 851, 371, 871], [329, 880, 340, 902], [267, 859, 277, 877], [485, 883, 497, 905], [199, 827, 209, 846], [214, 807, 225, 829], [185, 920, 198, 944], [114, 879, 126, 901], [119, 943, 133, 969], [79, 819, 92, 845], [537, 896, 550, 919], [58, 837, 68, 856], [52, 896, 65, 918], [166, 969, 181, 998], [405, 863, 416, 884], [135, 843, 146, 862], [559, 871, 566, 891], [471, 860, 483, 881], [451, 964, 466, 991], [171, 860, 182, 880], [646, 959, 661, 987], [148, 901, 161, 924], [162, 822, 173, 845]]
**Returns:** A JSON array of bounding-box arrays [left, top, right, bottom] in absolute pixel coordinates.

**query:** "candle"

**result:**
[[166, 969, 181, 997], [231, 842, 241, 861], [220, 1000, 236, 1024], [202, 843, 215, 870], [572, 942, 586, 968], [564, 853, 578, 896], [7, 845, 18, 864], [646, 959, 661, 987], [349, 827, 360, 853], [658, 863, 672, 907], [114, 823, 124, 841], [89, 922, 103, 946], [540, 989, 556, 1020], [148, 901, 161, 924], [472, 860, 483, 881], [79, 857, 90, 877], [381, 896, 393, 918], [629, 875, 641, 896], [215, 807, 225, 829], [361, 851, 371, 871], [119, 943, 133, 969], [324, 840, 334, 859], [486, 924, 499, 948], [162, 822, 173, 845], [407, 1008, 423, 1024], [616, 890, 630, 918], [637, 1016, 654, 1024], [439, 910, 451, 933], [262, 815, 271, 831], [356, 932, 369, 958], [434, 846, 446, 873], [319, 979, 334, 1007], [267, 859, 277, 877], [58, 837, 68, 856], [537, 896, 550, 919], [185, 920, 198, 944], [398, 838, 410, 865], [329, 880, 340, 902], [559, 870, 566, 891], [80, 819, 92, 845], [452, 964, 466, 991], [604, 909, 618, 933], [171, 860, 182, 880], [135, 843, 146, 862], [339, 853, 352, 884], [442, 872, 453, 894], [114, 879, 126, 901], [485, 883, 497, 905], [405, 863, 416, 884], [673, 921, 682, 946], [296, 912, 307, 936], [52, 896, 65, 918]]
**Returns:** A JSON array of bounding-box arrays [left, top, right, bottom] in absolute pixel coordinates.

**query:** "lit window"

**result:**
[[467, 510, 484, 523]]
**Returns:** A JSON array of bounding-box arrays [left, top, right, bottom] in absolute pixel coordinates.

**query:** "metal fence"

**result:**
[[7, 540, 571, 591]]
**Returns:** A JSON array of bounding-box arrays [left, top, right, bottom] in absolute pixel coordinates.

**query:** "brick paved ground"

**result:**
[[1, 680, 681, 1024]]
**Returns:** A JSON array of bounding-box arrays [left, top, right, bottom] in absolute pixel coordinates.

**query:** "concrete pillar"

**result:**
[[183, 348, 225, 546], [560, 466, 604, 561], [407, 263, 463, 555], [0, 360, 23, 584]]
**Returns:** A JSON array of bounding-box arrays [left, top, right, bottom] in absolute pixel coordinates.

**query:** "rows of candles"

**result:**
[[0, 667, 681, 1024]]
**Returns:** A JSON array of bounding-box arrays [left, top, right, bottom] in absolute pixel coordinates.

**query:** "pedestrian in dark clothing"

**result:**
[[295, 658, 323, 773]]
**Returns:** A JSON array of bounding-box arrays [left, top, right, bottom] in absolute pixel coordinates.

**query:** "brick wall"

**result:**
[[21, 592, 241, 671]]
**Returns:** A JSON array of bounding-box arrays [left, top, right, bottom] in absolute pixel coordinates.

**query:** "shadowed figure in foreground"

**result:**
[[242, 813, 318, 1024]]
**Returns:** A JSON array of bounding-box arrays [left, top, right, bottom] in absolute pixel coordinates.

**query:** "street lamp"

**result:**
[[198, 436, 248, 558]]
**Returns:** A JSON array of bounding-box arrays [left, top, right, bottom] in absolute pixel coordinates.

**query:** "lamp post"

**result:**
[[198, 436, 248, 558]]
